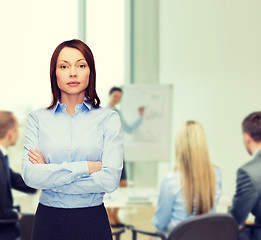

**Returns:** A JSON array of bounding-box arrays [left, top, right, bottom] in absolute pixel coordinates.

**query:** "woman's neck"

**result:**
[[60, 92, 85, 116]]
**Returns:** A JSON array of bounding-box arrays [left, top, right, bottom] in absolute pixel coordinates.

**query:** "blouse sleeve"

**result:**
[[21, 112, 90, 190], [51, 111, 124, 194], [215, 167, 222, 207], [152, 174, 176, 231]]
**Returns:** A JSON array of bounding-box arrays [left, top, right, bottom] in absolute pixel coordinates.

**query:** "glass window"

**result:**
[[0, 0, 78, 171]]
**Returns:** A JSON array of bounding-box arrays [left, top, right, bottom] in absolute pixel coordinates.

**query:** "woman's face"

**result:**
[[56, 47, 90, 98]]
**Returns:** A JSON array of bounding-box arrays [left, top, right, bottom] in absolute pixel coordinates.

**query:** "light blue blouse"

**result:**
[[21, 101, 124, 208], [152, 168, 222, 234]]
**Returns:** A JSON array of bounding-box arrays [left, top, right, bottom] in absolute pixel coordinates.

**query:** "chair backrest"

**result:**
[[168, 213, 238, 240], [0, 219, 18, 225], [20, 214, 35, 240]]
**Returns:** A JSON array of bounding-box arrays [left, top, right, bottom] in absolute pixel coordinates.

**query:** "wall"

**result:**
[[159, 0, 261, 196], [86, 0, 125, 106], [132, 0, 159, 83]]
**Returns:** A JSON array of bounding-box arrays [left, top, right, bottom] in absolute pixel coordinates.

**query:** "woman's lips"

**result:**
[[67, 81, 80, 87]]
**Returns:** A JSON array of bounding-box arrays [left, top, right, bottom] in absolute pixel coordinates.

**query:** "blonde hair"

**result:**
[[175, 121, 216, 215]]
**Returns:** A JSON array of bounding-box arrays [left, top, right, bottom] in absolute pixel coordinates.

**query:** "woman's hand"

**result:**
[[28, 149, 46, 164], [88, 161, 102, 174]]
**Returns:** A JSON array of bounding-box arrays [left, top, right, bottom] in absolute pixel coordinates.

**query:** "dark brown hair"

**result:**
[[0, 111, 16, 139], [242, 112, 261, 142], [47, 39, 100, 109]]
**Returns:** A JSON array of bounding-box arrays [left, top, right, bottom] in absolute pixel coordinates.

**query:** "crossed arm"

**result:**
[[28, 149, 102, 174], [22, 112, 124, 194]]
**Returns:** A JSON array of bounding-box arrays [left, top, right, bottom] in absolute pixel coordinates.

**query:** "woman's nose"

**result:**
[[69, 67, 77, 77]]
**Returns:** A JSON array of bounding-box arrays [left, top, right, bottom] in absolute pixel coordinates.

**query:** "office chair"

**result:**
[[238, 222, 261, 239], [127, 213, 239, 240], [0, 218, 18, 225], [127, 225, 167, 240], [244, 223, 261, 229], [0, 204, 35, 240], [112, 228, 125, 240], [0, 206, 21, 240], [0, 205, 21, 225]]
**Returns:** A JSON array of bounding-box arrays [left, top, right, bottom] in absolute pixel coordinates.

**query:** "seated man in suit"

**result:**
[[230, 112, 261, 240], [0, 111, 36, 240]]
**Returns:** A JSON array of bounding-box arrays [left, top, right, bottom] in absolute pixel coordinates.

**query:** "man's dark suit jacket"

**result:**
[[0, 150, 36, 239], [230, 149, 261, 240]]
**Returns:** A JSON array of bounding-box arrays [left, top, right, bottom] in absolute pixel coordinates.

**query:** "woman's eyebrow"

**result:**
[[60, 60, 69, 63], [60, 59, 86, 63], [77, 58, 86, 62]]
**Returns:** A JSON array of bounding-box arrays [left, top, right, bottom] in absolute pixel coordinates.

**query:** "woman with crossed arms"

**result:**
[[21, 39, 123, 240]]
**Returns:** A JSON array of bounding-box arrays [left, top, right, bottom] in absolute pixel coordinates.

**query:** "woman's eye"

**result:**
[[60, 65, 68, 69], [79, 64, 86, 68]]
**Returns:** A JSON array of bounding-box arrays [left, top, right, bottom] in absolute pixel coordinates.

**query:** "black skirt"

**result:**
[[32, 203, 112, 240]]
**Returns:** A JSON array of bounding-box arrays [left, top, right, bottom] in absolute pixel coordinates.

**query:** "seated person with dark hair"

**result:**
[[0, 111, 36, 240], [230, 112, 261, 240]]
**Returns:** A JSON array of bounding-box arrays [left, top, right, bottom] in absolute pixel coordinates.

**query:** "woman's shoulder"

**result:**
[[94, 106, 120, 118], [28, 107, 65, 124], [28, 108, 49, 118], [159, 171, 182, 198], [162, 171, 181, 187], [93, 107, 121, 128], [106, 106, 119, 113]]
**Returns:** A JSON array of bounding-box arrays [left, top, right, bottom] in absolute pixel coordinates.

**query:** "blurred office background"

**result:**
[[1, 0, 261, 199]]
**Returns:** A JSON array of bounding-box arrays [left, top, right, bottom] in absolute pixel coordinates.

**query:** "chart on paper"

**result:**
[[121, 84, 173, 162]]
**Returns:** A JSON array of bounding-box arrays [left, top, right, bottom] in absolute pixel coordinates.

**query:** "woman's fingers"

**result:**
[[35, 149, 42, 156], [28, 152, 40, 162], [29, 157, 38, 164], [28, 149, 46, 164], [36, 149, 41, 154], [30, 149, 41, 157], [34, 149, 45, 163]]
